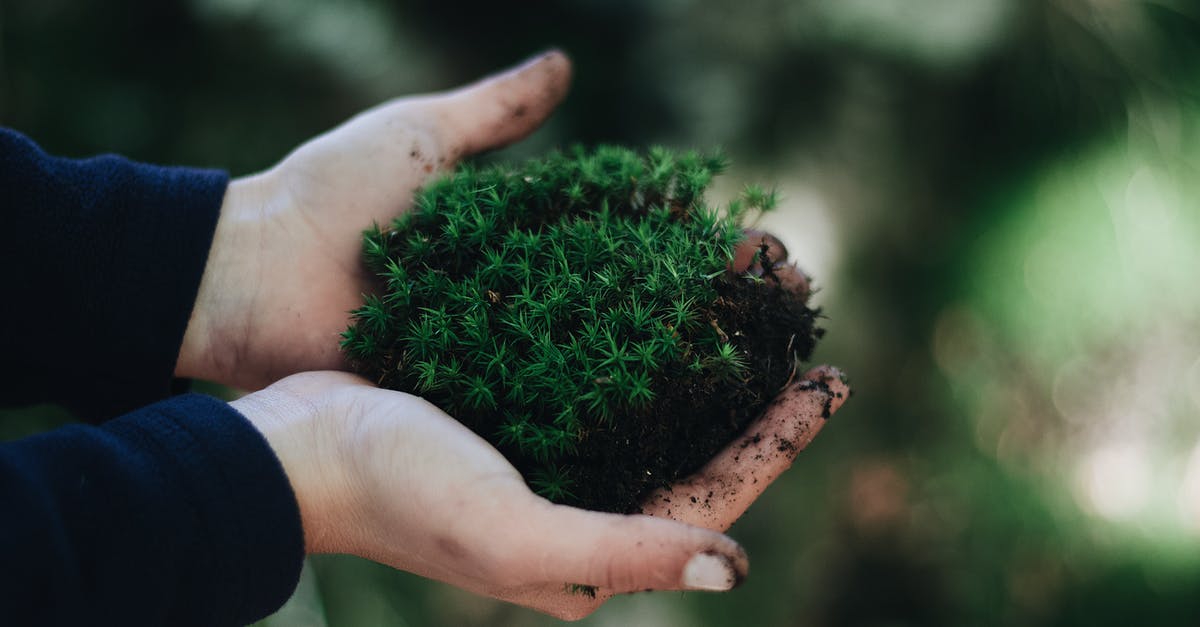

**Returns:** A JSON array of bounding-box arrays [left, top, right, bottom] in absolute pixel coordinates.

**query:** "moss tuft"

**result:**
[[343, 145, 821, 513]]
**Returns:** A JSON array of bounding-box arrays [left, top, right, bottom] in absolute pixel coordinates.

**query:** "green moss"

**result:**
[[343, 145, 818, 512]]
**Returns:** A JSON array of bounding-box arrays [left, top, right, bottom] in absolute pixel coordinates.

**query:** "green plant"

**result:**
[[342, 145, 820, 513]]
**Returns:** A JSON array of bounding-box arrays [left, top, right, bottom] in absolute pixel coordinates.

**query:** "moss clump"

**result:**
[[342, 145, 821, 513]]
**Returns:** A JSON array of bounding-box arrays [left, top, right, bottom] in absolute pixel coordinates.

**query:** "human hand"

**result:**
[[232, 371, 751, 608], [231, 364, 847, 620], [232, 231, 849, 620], [177, 51, 572, 390]]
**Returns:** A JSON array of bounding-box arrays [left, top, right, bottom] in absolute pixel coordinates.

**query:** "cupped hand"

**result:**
[[232, 236, 846, 620], [232, 371, 751, 607], [231, 362, 847, 621], [177, 51, 573, 390]]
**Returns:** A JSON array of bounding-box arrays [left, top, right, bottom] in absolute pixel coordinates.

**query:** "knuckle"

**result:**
[[587, 546, 639, 591], [586, 550, 618, 589]]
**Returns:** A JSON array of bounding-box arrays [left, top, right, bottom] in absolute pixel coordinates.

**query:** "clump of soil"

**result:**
[[342, 146, 823, 513], [566, 267, 821, 513]]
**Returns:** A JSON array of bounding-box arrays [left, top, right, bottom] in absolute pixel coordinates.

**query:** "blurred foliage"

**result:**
[[4, 0, 1200, 625]]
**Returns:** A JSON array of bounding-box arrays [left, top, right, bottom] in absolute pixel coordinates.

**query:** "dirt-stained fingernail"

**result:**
[[795, 365, 850, 418], [682, 552, 739, 591]]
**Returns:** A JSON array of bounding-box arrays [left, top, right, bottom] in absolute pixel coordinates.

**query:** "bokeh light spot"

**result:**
[[1076, 443, 1151, 521]]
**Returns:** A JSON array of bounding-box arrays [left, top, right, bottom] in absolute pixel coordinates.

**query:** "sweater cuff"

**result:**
[[77, 163, 229, 419], [0, 128, 228, 419], [104, 393, 305, 625]]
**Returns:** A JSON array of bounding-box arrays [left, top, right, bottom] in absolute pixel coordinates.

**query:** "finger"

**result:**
[[772, 262, 812, 299], [730, 229, 789, 274], [498, 498, 749, 595], [429, 49, 572, 159], [477, 501, 749, 620], [642, 365, 849, 531], [730, 230, 810, 299]]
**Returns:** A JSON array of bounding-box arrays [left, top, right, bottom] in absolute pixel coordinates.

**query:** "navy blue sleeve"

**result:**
[[0, 127, 225, 420], [0, 129, 306, 625], [0, 394, 304, 626]]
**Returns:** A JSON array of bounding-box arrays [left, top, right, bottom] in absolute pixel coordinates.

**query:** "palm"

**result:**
[[219, 120, 450, 387], [321, 380, 535, 586], [256, 366, 847, 621]]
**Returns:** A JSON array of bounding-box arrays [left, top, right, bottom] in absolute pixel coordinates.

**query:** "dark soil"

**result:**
[[347, 148, 831, 514], [362, 241, 824, 514], [561, 262, 823, 513]]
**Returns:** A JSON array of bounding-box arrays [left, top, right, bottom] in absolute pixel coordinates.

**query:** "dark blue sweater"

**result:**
[[0, 128, 304, 626]]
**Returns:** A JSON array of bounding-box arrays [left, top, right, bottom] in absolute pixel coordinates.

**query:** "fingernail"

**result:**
[[826, 367, 850, 390], [682, 552, 737, 591], [800, 365, 851, 417]]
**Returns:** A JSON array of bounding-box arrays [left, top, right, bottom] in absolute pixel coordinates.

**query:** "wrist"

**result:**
[[175, 173, 273, 385], [230, 377, 355, 555]]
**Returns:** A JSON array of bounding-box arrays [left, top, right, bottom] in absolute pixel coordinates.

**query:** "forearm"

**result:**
[[0, 394, 304, 626], [0, 128, 227, 420]]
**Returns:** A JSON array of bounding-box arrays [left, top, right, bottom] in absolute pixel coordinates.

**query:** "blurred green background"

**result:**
[[4, 1, 1200, 625]]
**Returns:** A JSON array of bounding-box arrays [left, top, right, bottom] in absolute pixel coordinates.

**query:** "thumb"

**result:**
[[642, 365, 850, 531], [429, 49, 572, 159], [506, 498, 749, 594]]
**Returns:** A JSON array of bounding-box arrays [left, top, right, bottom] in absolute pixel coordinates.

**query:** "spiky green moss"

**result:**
[[342, 145, 810, 512]]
